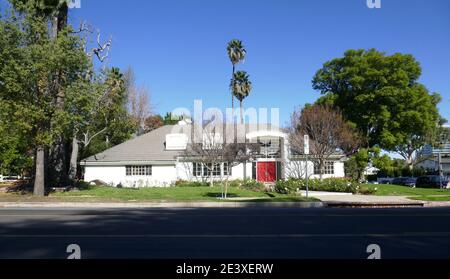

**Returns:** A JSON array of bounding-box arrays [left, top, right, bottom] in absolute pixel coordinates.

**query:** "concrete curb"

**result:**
[[324, 201, 426, 208], [423, 201, 450, 208], [0, 201, 326, 209]]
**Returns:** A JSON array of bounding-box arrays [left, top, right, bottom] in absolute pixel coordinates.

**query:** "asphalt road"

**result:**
[[0, 207, 450, 259]]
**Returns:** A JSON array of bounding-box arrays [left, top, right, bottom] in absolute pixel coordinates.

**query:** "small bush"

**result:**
[[239, 179, 266, 192], [274, 179, 303, 194], [226, 179, 243, 188], [357, 186, 377, 195], [275, 178, 359, 194]]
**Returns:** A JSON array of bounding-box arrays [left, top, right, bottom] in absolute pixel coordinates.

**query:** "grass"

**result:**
[[362, 184, 450, 196], [361, 184, 450, 201], [0, 185, 317, 203], [409, 196, 450, 202]]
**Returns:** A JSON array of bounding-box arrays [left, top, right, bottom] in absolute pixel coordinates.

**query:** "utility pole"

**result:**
[[438, 153, 443, 189], [304, 135, 310, 198]]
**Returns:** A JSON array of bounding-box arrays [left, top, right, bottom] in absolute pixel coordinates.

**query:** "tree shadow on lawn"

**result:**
[[6, 180, 93, 196], [203, 192, 240, 198], [203, 192, 276, 199]]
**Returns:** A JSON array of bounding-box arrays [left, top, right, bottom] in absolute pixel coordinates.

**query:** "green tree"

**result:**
[[163, 112, 183, 125], [1, 4, 89, 195], [0, 13, 33, 175], [231, 71, 252, 124], [11, 0, 71, 184], [345, 149, 370, 182], [312, 49, 442, 167], [11, 0, 69, 36], [227, 39, 246, 116], [78, 68, 136, 162]]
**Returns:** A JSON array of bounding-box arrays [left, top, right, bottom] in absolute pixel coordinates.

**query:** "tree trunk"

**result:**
[[231, 64, 235, 114], [240, 100, 244, 125], [68, 136, 79, 181], [210, 170, 214, 188], [240, 100, 247, 180], [34, 146, 45, 197], [225, 176, 229, 199], [407, 152, 415, 171], [319, 160, 324, 181], [52, 6, 68, 38], [49, 6, 69, 187], [49, 140, 67, 187]]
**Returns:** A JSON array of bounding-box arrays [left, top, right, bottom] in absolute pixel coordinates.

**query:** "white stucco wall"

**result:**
[[84, 160, 346, 188], [176, 162, 250, 182], [84, 165, 177, 187], [285, 161, 345, 180]]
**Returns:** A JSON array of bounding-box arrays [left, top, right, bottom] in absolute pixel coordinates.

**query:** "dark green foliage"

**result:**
[[275, 178, 359, 194], [312, 49, 443, 165], [238, 180, 265, 192]]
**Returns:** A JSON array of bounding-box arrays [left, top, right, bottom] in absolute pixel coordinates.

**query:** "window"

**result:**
[[193, 162, 202, 177], [126, 165, 152, 176], [204, 163, 220, 177], [314, 161, 334, 175], [193, 163, 227, 177], [223, 162, 232, 176]]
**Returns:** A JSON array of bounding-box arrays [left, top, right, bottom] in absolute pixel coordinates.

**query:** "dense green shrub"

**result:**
[[239, 179, 266, 192], [356, 186, 377, 195], [275, 178, 358, 194]]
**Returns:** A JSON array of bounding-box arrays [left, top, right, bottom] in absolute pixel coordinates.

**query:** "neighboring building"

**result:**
[[419, 124, 450, 175], [364, 165, 380, 176], [81, 121, 346, 187]]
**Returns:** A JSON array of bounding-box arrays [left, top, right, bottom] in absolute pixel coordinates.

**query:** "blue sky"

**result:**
[[3, 0, 450, 126]]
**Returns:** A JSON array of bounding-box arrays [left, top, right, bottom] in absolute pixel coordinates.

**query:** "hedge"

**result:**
[[275, 178, 359, 194]]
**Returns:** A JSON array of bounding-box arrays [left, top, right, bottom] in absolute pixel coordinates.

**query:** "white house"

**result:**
[[418, 124, 450, 175], [81, 121, 346, 187]]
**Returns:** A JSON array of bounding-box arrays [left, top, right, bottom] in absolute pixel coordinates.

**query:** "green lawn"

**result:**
[[362, 184, 450, 201], [47, 186, 316, 202], [409, 196, 450, 202]]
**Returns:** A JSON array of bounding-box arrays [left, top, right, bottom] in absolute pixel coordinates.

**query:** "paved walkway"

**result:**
[[319, 194, 415, 203], [318, 194, 428, 207]]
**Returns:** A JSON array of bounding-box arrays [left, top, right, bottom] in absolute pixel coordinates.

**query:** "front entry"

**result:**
[[257, 162, 277, 183]]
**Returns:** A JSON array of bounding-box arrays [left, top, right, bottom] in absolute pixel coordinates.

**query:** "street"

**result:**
[[0, 207, 450, 259]]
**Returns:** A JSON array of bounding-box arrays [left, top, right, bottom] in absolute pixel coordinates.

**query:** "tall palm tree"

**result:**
[[231, 71, 252, 124], [227, 40, 246, 117]]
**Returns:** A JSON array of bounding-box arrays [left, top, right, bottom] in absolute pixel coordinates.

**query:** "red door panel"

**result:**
[[257, 162, 276, 182]]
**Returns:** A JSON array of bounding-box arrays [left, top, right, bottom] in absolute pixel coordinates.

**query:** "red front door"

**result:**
[[257, 162, 276, 183]]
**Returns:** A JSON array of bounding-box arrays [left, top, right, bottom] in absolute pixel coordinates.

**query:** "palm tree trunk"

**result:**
[[231, 64, 236, 122], [231, 65, 235, 110], [240, 100, 247, 180], [34, 146, 45, 197], [240, 100, 244, 125]]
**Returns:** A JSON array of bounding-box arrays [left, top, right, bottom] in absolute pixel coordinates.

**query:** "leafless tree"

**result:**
[[289, 104, 361, 180], [124, 67, 151, 132], [185, 125, 225, 188], [184, 123, 260, 198]]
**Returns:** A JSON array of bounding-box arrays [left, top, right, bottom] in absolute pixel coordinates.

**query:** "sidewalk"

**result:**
[[319, 194, 426, 208]]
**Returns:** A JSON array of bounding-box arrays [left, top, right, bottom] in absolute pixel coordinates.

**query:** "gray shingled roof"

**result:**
[[81, 125, 184, 165], [81, 123, 285, 166]]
